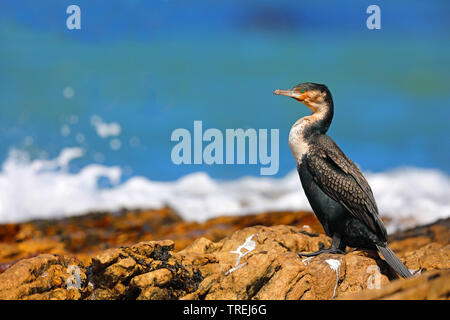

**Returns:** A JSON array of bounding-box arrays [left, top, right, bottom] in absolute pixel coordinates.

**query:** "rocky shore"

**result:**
[[0, 209, 448, 300]]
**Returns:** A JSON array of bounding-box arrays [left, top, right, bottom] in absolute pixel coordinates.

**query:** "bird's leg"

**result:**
[[297, 234, 345, 257]]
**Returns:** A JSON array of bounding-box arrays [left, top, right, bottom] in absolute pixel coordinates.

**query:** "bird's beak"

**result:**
[[273, 89, 306, 101]]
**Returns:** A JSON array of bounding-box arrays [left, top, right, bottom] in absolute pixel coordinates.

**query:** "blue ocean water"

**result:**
[[0, 0, 449, 182]]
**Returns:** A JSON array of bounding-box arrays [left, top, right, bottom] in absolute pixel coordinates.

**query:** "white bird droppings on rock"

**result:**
[[226, 234, 256, 275], [325, 259, 341, 299]]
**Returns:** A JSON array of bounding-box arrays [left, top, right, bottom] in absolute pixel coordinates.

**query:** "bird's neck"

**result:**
[[289, 100, 334, 164], [298, 102, 334, 138]]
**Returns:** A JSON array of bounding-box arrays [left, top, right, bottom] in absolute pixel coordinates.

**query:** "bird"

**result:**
[[274, 82, 412, 278]]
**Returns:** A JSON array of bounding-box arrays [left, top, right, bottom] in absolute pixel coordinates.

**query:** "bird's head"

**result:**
[[273, 82, 333, 114]]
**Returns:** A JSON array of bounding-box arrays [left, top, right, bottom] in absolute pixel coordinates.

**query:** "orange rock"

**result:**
[[0, 209, 321, 270], [403, 243, 450, 271], [180, 225, 391, 300], [0, 210, 448, 300], [338, 269, 450, 300], [0, 254, 86, 300], [0, 222, 448, 300]]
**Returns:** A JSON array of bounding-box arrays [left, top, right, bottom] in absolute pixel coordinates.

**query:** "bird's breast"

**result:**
[[289, 121, 310, 165]]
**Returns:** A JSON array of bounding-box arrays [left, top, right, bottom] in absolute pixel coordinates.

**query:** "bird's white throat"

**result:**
[[288, 118, 310, 164]]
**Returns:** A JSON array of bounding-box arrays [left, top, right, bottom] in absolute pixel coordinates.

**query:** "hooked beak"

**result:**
[[273, 89, 306, 101]]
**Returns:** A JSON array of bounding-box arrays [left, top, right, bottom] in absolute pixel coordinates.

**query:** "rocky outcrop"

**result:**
[[338, 269, 450, 300], [0, 240, 202, 300], [0, 209, 323, 267], [0, 254, 86, 300], [0, 221, 448, 300], [0, 208, 183, 267], [178, 225, 390, 300], [87, 240, 202, 300]]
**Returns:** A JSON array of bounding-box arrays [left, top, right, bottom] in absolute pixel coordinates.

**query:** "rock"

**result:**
[[0, 254, 86, 300], [338, 269, 450, 300], [179, 225, 392, 300], [0, 213, 448, 300], [388, 218, 450, 255], [0, 238, 67, 266], [87, 240, 202, 300], [403, 243, 450, 271], [131, 268, 172, 288], [0, 209, 320, 268]]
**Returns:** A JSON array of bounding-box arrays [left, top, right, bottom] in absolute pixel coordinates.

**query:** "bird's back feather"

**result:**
[[305, 134, 388, 242]]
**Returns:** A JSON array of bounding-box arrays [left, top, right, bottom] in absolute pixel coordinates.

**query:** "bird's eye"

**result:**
[[300, 89, 305, 93]]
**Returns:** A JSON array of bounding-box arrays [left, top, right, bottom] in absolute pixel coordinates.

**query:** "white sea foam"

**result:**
[[90, 115, 121, 138], [0, 147, 449, 232]]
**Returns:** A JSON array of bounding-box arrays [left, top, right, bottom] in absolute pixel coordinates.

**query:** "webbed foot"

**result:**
[[297, 248, 345, 257], [297, 234, 346, 258]]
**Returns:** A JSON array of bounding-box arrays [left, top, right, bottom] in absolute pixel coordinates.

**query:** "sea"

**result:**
[[0, 0, 449, 231]]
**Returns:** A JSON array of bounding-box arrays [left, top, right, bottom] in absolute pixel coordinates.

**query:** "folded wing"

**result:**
[[305, 135, 387, 242]]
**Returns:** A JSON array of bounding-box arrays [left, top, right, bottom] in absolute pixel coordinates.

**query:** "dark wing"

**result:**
[[305, 135, 387, 241]]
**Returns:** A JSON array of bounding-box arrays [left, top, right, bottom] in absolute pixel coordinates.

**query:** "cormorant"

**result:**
[[274, 82, 412, 278]]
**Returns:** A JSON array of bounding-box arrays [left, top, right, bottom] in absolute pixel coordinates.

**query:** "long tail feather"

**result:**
[[376, 244, 412, 278]]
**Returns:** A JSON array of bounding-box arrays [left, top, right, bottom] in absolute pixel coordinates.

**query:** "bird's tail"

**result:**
[[376, 244, 412, 278]]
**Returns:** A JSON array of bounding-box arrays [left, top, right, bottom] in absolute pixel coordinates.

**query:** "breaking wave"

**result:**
[[0, 147, 449, 232]]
